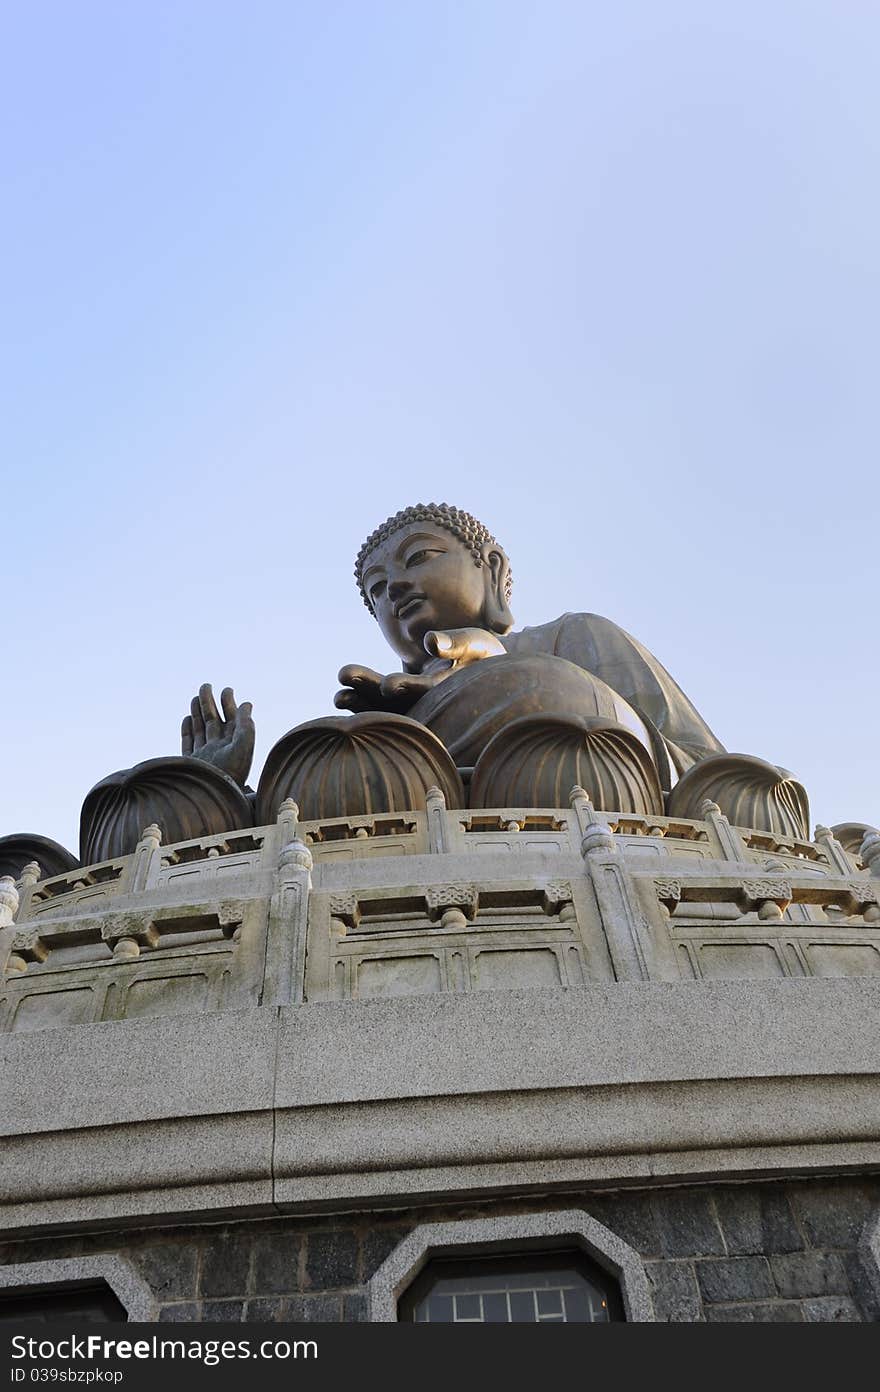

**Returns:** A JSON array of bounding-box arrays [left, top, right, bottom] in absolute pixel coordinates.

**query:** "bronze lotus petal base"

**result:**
[[830, 823, 877, 858], [80, 757, 255, 863], [407, 653, 641, 769], [0, 834, 80, 881], [667, 752, 810, 840], [255, 713, 465, 824], [470, 715, 665, 815]]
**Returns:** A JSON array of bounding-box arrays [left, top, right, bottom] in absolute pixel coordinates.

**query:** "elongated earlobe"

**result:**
[[482, 547, 514, 634]]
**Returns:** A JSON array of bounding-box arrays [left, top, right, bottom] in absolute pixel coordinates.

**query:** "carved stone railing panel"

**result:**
[[25, 857, 129, 920], [299, 812, 424, 860], [0, 896, 266, 1033], [18, 805, 846, 922], [644, 870, 879, 925], [649, 869, 880, 984], [4, 802, 879, 1031], [304, 878, 586, 1004], [157, 828, 267, 885], [453, 808, 573, 857], [740, 827, 828, 865], [673, 923, 880, 984]]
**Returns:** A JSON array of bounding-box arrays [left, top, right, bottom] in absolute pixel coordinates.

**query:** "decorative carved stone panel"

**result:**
[[305, 878, 595, 1003], [0, 897, 264, 1033]]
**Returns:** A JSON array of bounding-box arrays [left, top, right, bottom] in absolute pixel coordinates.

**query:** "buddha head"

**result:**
[[355, 503, 514, 670]]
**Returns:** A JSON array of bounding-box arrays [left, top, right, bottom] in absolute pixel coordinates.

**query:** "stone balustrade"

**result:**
[[0, 793, 875, 1035]]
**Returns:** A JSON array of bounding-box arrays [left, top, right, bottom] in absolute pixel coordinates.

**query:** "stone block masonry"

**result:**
[[0, 1179, 877, 1322]]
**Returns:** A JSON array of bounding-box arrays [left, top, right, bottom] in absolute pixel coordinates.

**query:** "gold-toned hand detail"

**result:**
[[422, 628, 507, 665], [180, 683, 255, 788]]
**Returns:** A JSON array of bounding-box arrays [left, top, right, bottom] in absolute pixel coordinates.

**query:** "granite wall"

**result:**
[[1, 1178, 877, 1323]]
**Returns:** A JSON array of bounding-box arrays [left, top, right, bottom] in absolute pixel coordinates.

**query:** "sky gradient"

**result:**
[[3, 1, 878, 854]]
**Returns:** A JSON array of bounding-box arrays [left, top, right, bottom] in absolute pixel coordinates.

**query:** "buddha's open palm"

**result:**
[[180, 683, 255, 788], [334, 628, 506, 715]]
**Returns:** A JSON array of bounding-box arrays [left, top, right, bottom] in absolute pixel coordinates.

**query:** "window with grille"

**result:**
[[399, 1250, 623, 1323]]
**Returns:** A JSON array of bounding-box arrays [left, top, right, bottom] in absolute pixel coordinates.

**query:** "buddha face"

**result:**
[[361, 525, 496, 669]]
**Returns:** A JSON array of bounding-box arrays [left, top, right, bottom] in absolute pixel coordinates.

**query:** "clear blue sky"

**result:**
[[3, 1, 878, 854]]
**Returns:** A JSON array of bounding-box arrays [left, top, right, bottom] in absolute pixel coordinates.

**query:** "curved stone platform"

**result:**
[[1, 795, 879, 1321], [1, 792, 876, 1035]]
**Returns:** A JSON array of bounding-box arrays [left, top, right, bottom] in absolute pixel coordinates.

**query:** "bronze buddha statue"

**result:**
[[337, 503, 724, 780], [1, 503, 818, 873], [171, 502, 807, 840]]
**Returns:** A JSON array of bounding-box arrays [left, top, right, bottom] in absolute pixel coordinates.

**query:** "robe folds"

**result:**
[[501, 612, 724, 774]]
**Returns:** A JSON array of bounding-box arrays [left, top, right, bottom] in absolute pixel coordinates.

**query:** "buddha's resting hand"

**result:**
[[334, 628, 506, 714], [180, 683, 255, 788]]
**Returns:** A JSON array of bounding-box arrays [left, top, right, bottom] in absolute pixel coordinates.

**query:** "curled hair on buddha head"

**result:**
[[355, 502, 514, 632]]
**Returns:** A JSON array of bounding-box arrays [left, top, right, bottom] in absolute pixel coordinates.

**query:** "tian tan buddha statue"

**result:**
[[3, 502, 833, 876]]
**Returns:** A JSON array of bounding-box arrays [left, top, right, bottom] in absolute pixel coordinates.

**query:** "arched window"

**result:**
[[368, 1210, 652, 1321], [399, 1249, 623, 1323], [0, 1258, 155, 1322]]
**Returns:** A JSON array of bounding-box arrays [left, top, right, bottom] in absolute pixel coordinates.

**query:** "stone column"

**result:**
[[426, 786, 450, 855], [128, 825, 162, 894], [861, 831, 880, 881], [14, 862, 41, 923], [700, 799, 748, 862], [0, 876, 21, 980], [569, 786, 650, 982], [272, 799, 300, 865], [263, 838, 313, 1006], [815, 825, 857, 877]]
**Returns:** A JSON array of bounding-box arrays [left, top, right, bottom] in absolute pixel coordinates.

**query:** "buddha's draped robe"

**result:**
[[500, 612, 725, 774]]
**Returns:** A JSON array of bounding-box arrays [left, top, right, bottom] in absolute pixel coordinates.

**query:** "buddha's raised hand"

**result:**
[[334, 628, 506, 714], [180, 683, 255, 788]]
